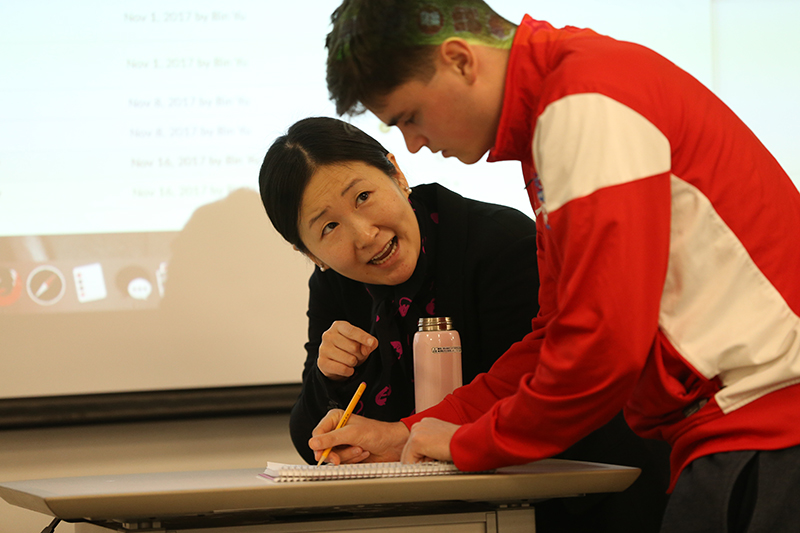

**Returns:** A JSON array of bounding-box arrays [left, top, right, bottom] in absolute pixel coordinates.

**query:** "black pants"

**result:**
[[535, 412, 671, 533], [660, 444, 800, 533]]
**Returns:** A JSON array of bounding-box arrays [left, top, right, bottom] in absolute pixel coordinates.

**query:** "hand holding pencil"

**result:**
[[310, 383, 411, 465], [316, 382, 367, 465]]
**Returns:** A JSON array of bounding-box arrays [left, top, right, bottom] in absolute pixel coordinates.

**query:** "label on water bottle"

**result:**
[[431, 346, 462, 353]]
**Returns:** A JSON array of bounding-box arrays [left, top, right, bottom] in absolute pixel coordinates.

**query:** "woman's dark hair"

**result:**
[[259, 116, 397, 253]]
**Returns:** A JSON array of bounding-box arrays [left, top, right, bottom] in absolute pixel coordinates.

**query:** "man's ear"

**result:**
[[386, 153, 411, 196], [438, 38, 477, 83]]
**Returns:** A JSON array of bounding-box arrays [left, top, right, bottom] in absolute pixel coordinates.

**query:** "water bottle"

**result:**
[[413, 317, 462, 413]]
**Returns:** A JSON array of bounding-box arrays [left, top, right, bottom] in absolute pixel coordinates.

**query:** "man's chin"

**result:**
[[456, 153, 484, 165], [437, 147, 486, 165], [440, 151, 467, 163]]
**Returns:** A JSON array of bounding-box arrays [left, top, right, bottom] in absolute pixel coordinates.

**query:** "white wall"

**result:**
[[0, 413, 301, 532]]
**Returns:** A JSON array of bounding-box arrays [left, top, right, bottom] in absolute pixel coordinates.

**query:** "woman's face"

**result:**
[[298, 156, 421, 286]]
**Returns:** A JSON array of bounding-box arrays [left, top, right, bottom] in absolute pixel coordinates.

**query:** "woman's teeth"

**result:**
[[370, 237, 397, 265]]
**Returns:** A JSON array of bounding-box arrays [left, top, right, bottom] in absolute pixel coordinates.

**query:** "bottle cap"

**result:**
[[417, 317, 454, 331]]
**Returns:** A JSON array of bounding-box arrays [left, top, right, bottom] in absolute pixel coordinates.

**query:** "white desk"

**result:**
[[0, 459, 639, 532]]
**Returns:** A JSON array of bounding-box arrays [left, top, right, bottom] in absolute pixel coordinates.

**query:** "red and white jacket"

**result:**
[[403, 16, 800, 490]]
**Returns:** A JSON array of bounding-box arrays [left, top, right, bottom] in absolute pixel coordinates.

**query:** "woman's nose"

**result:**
[[353, 220, 379, 248]]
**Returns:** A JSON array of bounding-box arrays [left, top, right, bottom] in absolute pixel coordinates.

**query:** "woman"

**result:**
[[259, 117, 539, 463], [259, 117, 669, 532]]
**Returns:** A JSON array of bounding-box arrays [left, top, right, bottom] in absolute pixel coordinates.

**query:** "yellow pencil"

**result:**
[[317, 381, 367, 466]]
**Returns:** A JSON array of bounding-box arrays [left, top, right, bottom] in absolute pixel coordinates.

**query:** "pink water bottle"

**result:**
[[413, 317, 462, 413]]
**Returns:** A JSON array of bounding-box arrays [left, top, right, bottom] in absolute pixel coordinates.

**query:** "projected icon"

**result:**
[[26, 265, 66, 306], [73, 263, 108, 303], [128, 277, 152, 300], [0, 267, 23, 306], [116, 265, 154, 301]]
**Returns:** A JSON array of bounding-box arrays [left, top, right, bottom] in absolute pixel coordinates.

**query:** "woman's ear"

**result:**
[[387, 153, 412, 197], [293, 245, 329, 272], [309, 254, 330, 272]]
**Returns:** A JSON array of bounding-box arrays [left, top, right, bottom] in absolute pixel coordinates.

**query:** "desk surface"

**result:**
[[0, 459, 639, 523]]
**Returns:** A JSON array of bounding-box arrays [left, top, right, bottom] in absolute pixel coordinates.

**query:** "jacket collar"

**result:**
[[487, 15, 555, 167]]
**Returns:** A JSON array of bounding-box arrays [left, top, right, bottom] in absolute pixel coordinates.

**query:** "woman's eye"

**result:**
[[322, 222, 338, 236], [356, 191, 370, 204]]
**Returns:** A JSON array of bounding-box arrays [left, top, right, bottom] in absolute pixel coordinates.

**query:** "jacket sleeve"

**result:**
[[412, 94, 674, 471], [401, 309, 547, 428], [451, 93, 673, 471]]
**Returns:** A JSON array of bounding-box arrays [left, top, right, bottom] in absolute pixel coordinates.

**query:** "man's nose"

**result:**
[[400, 128, 426, 154]]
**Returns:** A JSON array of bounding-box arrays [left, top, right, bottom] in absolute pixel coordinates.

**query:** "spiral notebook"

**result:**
[[260, 461, 463, 482]]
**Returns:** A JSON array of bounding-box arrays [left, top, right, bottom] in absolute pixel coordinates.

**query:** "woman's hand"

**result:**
[[309, 410, 409, 464], [317, 321, 378, 380]]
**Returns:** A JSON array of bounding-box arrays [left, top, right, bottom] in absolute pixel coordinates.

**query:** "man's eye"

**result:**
[[357, 191, 370, 204], [322, 222, 338, 235], [404, 115, 415, 125]]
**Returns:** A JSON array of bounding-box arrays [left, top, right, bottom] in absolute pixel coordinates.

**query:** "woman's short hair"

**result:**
[[259, 116, 397, 253]]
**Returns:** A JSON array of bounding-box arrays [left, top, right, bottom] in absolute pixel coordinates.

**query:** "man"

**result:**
[[311, 1, 800, 531]]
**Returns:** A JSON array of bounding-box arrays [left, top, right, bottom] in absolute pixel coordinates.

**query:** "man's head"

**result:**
[[326, 0, 516, 164]]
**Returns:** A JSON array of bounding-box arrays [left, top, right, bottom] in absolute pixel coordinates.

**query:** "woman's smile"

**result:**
[[369, 236, 398, 265]]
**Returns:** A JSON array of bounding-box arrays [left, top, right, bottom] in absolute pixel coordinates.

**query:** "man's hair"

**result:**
[[326, 0, 516, 116], [258, 117, 398, 253]]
